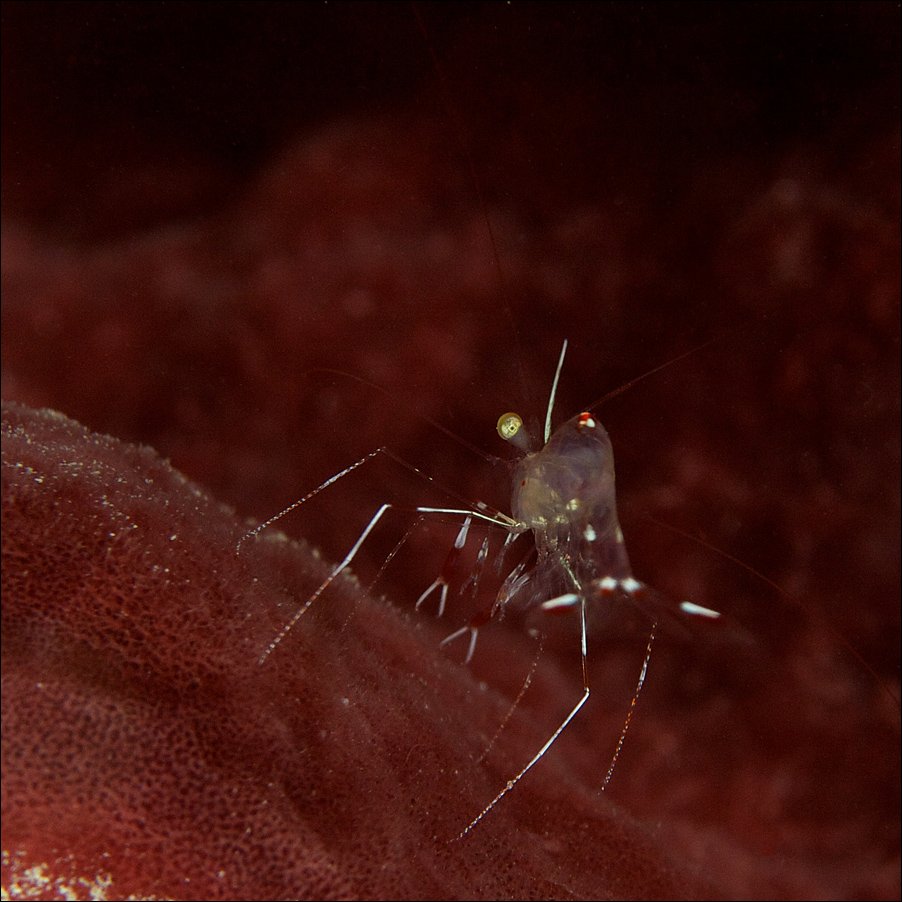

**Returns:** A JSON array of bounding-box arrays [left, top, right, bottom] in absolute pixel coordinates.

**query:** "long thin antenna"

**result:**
[[585, 335, 722, 415], [544, 339, 569, 444]]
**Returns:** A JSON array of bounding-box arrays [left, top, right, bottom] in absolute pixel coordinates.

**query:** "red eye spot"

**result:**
[[578, 412, 595, 430]]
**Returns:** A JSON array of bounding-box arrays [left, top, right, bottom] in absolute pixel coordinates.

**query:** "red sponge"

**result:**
[[2, 402, 705, 899]]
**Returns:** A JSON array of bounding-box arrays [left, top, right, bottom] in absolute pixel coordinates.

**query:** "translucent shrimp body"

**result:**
[[511, 410, 630, 591]]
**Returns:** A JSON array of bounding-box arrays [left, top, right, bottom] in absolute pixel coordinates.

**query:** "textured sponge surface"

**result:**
[[2, 402, 703, 900]]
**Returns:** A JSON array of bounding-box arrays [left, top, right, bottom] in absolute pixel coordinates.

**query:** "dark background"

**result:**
[[4, 2, 898, 231]]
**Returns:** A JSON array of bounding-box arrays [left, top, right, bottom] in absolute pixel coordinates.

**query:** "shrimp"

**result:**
[[444, 340, 721, 839], [237, 337, 721, 840]]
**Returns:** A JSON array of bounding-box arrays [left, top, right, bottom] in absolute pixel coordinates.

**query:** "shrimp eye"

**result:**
[[577, 412, 596, 430], [497, 412, 524, 442], [497, 411, 532, 453]]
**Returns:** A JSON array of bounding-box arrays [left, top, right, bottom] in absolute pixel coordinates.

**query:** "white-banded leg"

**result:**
[[257, 501, 512, 665], [416, 515, 473, 618], [592, 575, 721, 640], [236, 448, 386, 554], [595, 576, 721, 622], [327, 514, 429, 634], [440, 547, 534, 665], [258, 501, 392, 665], [601, 622, 656, 791], [367, 515, 425, 595], [453, 590, 591, 841], [439, 599, 500, 665], [460, 533, 491, 600], [493, 529, 522, 575], [586, 575, 718, 791]]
